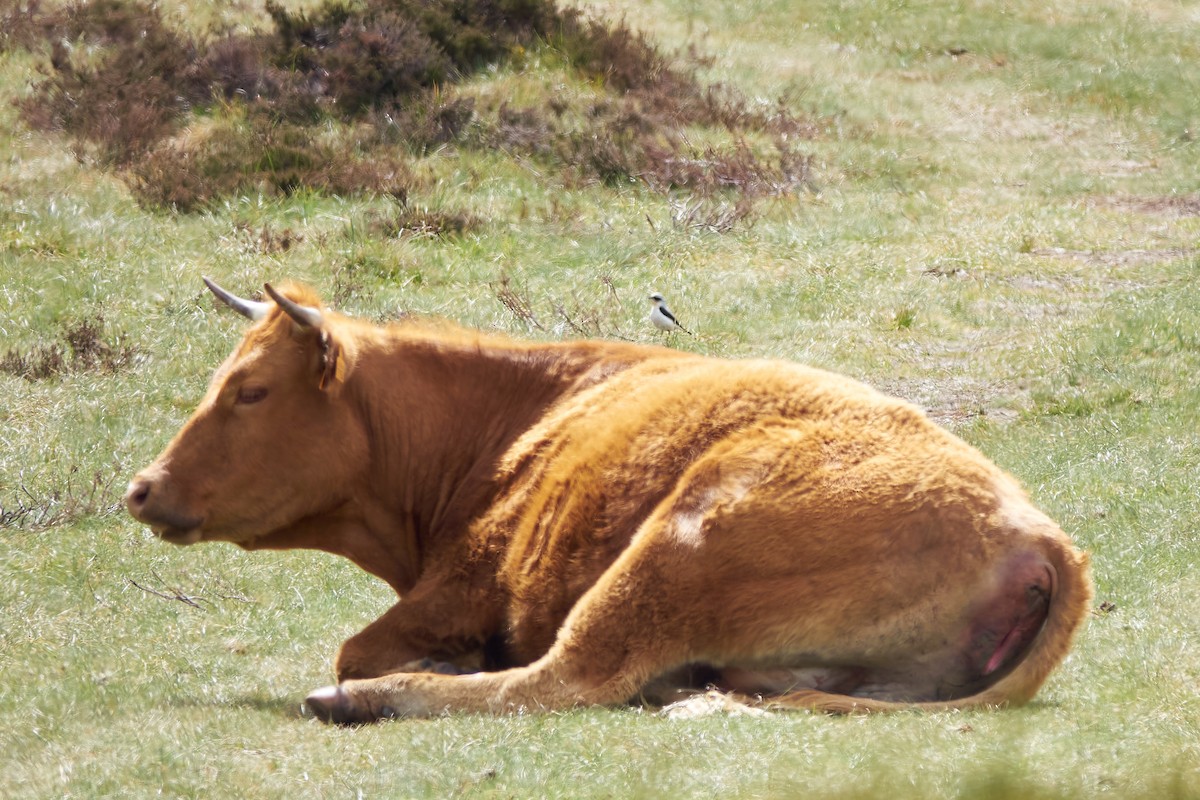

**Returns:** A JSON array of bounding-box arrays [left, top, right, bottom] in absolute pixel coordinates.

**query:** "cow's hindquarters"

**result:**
[[755, 530, 1092, 713]]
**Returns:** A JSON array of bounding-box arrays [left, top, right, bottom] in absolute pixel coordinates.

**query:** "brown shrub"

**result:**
[[369, 94, 477, 154], [643, 139, 815, 196], [505, 95, 816, 196], [0, 0, 51, 52], [380, 0, 558, 71], [128, 118, 413, 211], [0, 343, 65, 380], [322, 14, 452, 115], [370, 204, 481, 239], [197, 34, 281, 103], [18, 0, 204, 165], [234, 222, 304, 254], [262, 0, 560, 115], [13, 0, 818, 209], [492, 274, 545, 331], [1, 314, 137, 381], [553, 10, 674, 94], [493, 103, 557, 155]]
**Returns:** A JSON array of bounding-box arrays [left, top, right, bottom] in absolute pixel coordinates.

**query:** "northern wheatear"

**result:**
[[648, 292, 691, 335]]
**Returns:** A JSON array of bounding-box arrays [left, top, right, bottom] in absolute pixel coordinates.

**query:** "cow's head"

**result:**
[[125, 278, 366, 547]]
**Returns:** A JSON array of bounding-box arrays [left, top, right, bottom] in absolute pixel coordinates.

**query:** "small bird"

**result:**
[[648, 292, 691, 335]]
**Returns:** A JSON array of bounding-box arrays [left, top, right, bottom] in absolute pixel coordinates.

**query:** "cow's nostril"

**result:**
[[125, 479, 151, 511]]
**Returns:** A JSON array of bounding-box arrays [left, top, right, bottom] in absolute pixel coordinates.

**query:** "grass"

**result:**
[[2, 0, 1199, 796]]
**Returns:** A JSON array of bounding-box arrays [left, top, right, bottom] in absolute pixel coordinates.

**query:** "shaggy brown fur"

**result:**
[[127, 281, 1092, 723]]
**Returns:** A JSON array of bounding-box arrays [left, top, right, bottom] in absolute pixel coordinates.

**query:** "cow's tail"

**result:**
[[760, 536, 1094, 714]]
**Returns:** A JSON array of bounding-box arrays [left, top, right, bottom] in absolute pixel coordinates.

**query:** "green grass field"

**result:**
[[2, 0, 1198, 796]]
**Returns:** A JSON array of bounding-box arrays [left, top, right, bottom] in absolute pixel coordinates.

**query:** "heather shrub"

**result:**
[[552, 10, 674, 94], [323, 13, 451, 114], [18, 0, 203, 164], [1, 314, 137, 381], [369, 204, 481, 239], [369, 94, 478, 154], [0, 0, 50, 52], [14, 0, 816, 207], [128, 117, 413, 211]]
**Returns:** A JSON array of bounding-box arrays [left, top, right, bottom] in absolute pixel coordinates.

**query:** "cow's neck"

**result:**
[[339, 332, 604, 589]]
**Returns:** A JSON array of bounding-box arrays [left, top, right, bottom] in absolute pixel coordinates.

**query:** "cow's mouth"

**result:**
[[153, 526, 204, 545], [125, 476, 206, 544]]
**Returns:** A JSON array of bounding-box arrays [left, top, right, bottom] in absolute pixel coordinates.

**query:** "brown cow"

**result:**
[[125, 278, 1093, 723]]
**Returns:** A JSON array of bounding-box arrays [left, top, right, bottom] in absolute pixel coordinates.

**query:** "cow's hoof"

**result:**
[[304, 685, 382, 725]]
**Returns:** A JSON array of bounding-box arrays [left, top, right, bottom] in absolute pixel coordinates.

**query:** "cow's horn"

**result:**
[[263, 283, 323, 328], [203, 276, 271, 321]]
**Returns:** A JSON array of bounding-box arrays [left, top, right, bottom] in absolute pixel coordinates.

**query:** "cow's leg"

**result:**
[[244, 514, 493, 681], [334, 579, 493, 681], [307, 592, 686, 724], [305, 458, 780, 723], [334, 602, 443, 681], [306, 542, 696, 722]]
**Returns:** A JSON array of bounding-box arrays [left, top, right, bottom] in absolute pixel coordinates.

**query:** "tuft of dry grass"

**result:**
[[369, 203, 481, 240], [0, 466, 125, 529]]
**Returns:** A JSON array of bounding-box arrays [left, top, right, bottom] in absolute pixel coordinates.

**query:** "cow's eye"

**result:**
[[236, 386, 268, 405]]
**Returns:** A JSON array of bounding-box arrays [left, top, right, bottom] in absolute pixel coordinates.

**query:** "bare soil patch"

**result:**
[[1025, 247, 1192, 268], [1100, 194, 1200, 218], [881, 374, 1020, 429]]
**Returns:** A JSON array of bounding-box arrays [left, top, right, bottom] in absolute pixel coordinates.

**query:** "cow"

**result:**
[[125, 278, 1093, 724]]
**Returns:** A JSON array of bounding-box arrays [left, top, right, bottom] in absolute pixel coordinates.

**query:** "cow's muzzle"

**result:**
[[125, 475, 204, 544]]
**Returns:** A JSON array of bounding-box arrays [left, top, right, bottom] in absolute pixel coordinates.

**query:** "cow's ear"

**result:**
[[317, 329, 351, 392]]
